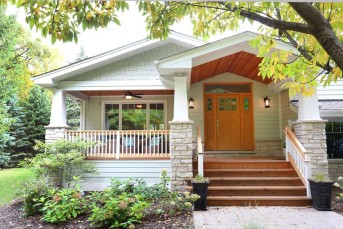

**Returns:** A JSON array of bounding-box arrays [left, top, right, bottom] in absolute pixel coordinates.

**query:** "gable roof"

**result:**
[[156, 31, 298, 78], [33, 31, 205, 87]]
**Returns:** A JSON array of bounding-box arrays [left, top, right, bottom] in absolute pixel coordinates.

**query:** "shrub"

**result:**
[[0, 152, 11, 168], [16, 179, 51, 216], [88, 191, 149, 228], [334, 176, 343, 201], [21, 139, 97, 187], [40, 188, 87, 223]]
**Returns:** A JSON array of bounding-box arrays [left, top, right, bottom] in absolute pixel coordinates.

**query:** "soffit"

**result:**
[[191, 51, 272, 85]]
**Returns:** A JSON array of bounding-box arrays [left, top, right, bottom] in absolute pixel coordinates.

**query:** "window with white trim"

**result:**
[[104, 102, 166, 130]]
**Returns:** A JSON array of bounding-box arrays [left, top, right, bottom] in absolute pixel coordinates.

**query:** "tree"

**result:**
[[5, 1, 342, 94]]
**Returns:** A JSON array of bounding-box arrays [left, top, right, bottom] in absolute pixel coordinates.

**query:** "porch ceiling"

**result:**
[[191, 51, 272, 85], [80, 90, 174, 96]]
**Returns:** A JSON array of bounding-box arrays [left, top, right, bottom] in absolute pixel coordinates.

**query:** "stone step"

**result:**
[[207, 196, 312, 206]]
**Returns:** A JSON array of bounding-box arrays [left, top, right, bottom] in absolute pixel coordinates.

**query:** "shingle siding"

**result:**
[[66, 44, 187, 81]]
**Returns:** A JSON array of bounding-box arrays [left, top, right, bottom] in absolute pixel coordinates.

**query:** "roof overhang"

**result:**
[[156, 31, 299, 87], [32, 31, 205, 88]]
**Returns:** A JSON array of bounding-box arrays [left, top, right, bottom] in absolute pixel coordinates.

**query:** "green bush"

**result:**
[[0, 152, 11, 168], [16, 179, 51, 216], [21, 139, 97, 187], [334, 176, 343, 201], [88, 191, 149, 228], [40, 188, 87, 223]]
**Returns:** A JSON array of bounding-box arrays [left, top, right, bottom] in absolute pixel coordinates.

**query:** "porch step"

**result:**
[[207, 196, 311, 206], [188, 158, 310, 206], [193, 160, 292, 169], [186, 185, 306, 196], [198, 168, 298, 177], [185, 177, 303, 186]]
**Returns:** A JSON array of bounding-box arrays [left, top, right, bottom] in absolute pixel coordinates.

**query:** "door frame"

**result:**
[[203, 82, 255, 151]]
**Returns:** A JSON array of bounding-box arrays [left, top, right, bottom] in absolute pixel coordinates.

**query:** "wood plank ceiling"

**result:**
[[191, 51, 272, 85], [80, 90, 174, 96]]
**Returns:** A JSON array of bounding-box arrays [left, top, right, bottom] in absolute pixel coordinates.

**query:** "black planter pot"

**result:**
[[308, 179, 334, 211], [191, 182, 209, 211]]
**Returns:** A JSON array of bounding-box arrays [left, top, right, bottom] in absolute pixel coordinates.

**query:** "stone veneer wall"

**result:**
[[328, 159, 343, 181], [293, 121, 328, 175], [169, 121, 193, 192], [255, 140, 284, 158], [45, 126, 70, 144]]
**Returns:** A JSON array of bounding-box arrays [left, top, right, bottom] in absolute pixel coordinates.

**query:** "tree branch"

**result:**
[[290, 2, 343, 73]]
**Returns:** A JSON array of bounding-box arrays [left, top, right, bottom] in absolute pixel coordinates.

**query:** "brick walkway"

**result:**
[[193, 207, 343, 229]]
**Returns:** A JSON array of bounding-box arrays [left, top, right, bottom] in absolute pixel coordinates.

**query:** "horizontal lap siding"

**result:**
[[189, 73, 281, 142], [317, 80, 343, 100], [81, 160, 171, 191]]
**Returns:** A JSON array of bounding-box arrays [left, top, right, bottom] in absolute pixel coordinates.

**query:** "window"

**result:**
[[326, 121, 343, 159], [104, 102, 166, 130]]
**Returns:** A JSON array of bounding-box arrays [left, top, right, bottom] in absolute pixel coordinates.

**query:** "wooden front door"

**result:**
[[216, 94, 241, 150], [204, 89, 254, 151]]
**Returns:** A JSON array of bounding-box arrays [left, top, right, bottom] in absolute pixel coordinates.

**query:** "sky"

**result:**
[[9, 2, 258, 65]]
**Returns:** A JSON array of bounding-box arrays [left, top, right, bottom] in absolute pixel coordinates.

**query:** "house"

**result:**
[[33, 31, 343, 206]]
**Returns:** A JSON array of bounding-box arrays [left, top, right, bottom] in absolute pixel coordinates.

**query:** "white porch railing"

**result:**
[[65, 130, 170, 159], [284, 127, 312, 198]]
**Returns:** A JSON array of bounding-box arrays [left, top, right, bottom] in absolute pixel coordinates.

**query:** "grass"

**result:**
[[0, 168, 34, 206]]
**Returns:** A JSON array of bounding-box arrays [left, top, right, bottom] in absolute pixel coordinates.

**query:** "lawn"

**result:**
[[0, 168, 34, 206]]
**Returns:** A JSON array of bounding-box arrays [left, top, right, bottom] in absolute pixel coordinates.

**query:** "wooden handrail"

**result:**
[[283, 127, 306, 159]]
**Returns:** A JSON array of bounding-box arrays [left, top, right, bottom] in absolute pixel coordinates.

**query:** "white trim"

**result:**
[[57, 80, 173, 91], [157, 31, 298, 74], [101, 100, 168, 131], [67, 91, 89, 101]]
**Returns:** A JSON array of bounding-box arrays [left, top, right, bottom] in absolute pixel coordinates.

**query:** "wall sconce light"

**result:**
[[189, 97, 194, 109], [136, 104, 143, 109], [264, 96, 271, 108]]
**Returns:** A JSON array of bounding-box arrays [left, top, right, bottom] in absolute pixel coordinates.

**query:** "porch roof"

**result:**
[[156, 31, 298, 85]]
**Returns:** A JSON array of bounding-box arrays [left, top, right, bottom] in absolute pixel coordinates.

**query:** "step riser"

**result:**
[[208, 199, 312, 206], [208, 180, 304, 186], [207, 190, 306, 196], [193, 163, 292, 169], [201, 171, 298, 177]]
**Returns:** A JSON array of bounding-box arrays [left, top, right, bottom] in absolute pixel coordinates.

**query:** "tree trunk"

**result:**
[[290, 2, 343, 73]]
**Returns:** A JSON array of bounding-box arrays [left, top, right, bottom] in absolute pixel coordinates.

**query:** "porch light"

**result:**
[[125, 95, 133, 100], [136, 104, 143, 109], [189, 97, 195, 109], [264, 96, 270, 108]]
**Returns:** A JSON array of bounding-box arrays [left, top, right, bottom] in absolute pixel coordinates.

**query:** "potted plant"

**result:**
[[191, 174, 209, 211], [308, 173, 334, 211]]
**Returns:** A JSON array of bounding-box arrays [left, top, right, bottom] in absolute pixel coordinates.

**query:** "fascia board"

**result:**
[[57, 80, 173, 91], [158, 31, 298, 69], [158, 32, 258, 67]]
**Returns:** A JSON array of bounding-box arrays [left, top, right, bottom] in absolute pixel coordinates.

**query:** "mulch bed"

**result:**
[[1, 188, 342, 229], [0, 199, 194, 229], [332, 187, 343, 215]]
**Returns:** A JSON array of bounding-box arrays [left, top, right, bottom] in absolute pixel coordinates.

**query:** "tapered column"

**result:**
[[45, 90, 70, 143], [173, 76, 189, 121]]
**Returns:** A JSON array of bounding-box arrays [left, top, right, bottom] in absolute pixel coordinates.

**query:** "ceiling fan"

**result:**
[[123, 91, 143, 100]]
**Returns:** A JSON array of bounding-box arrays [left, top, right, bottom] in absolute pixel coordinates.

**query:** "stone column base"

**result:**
[[293, 120, 328, 176], [169, 120, 193, 192], [45, 126, 71, 144]]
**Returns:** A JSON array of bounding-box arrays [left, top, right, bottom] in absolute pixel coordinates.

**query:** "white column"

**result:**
[[297, 90, 321, 121], [79, 100, 86, 130], [49, 90, 68, 127], [173, 76, 189, 121]]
